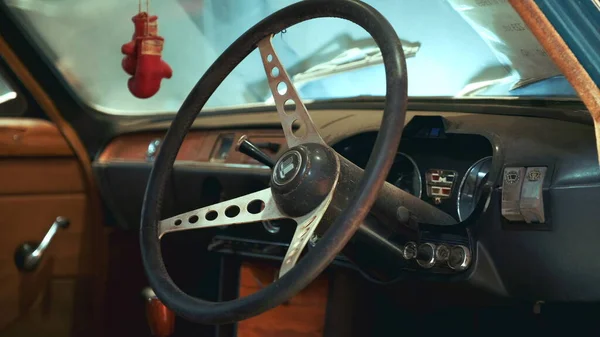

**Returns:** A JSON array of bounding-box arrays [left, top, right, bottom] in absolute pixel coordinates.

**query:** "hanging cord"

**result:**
[[145, 0, 150, 35], [138, 0, 141, 14]]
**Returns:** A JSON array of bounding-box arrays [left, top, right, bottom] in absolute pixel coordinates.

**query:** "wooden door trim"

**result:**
[[0, 35, 107, 337], [0, 118, 73, 156]]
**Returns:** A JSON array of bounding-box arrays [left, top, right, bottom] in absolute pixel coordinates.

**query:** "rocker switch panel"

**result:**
[[519, 167, 547, 223], [502, 167, 525, 222]]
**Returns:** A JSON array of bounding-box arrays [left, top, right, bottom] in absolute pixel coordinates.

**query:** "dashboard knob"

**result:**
[[402, 241, 417, 260], [448, 245, 471, 271], [416, 243, 436, 269], [146, 138, 162, 162], [435, 244, 450, 262]]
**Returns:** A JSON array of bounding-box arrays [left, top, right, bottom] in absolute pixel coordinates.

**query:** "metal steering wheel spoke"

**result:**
[[258, 36, 325, 148], [278, 154, 340, 278], [159, 188, 288, 238], [278, 204, 326, 278]]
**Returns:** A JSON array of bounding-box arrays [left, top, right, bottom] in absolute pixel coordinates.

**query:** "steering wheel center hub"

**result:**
[[270, 144, 338, 217], [273, 150, 303, 186]]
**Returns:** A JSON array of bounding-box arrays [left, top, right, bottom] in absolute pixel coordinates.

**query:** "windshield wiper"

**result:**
[[291, 41, 420, 89]]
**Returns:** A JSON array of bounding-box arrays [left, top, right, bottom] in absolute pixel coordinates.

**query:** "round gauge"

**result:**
[[457, 156, 493, 222], [387, 153, 422, 198]]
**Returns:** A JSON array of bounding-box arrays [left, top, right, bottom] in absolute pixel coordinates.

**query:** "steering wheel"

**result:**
[[141, 0, 408, 324]]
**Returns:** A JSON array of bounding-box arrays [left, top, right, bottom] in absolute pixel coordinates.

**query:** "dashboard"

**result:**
[[93, 107, 600, 303]]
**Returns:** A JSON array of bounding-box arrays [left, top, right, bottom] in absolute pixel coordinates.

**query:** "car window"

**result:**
[[0, 66, 26, 116], [0, 72, 17, 105], [6, 0, 578, 115]]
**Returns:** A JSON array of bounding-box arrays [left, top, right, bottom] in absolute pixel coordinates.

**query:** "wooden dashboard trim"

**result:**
[[98, 129, 286, 166]]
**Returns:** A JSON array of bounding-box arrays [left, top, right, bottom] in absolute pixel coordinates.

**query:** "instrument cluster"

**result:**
[[332, 131, 494, 223]]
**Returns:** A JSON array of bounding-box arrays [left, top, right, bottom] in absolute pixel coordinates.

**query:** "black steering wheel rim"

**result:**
[[141, 0, 408, 324]]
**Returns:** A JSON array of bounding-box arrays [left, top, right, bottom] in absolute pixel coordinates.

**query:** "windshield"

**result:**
[[6, 0, 578, 115]]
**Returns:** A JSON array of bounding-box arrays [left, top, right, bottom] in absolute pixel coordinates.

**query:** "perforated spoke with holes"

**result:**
[[158, 188, 286, 238], [158, 184, 335, 276], [257, 36, 325, 148], [278, 213, 321, 278]]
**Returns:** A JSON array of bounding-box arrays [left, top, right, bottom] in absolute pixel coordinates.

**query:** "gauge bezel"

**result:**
[[392, 152, 423, 199], [456, 156, 493, 222]]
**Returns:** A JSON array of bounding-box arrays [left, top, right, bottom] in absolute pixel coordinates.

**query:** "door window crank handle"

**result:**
[[14, 216, 70, 272]]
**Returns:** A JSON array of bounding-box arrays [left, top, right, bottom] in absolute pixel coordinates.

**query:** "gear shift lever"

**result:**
[[142, 287, 175, 337], [236, 135, 276, 168]]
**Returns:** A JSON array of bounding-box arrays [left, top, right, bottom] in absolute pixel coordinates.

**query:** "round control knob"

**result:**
[[416, 243, 436, 269], [402, 241, 417, 260], [448, 245, 471, 271], [435, 244, 450, 262]]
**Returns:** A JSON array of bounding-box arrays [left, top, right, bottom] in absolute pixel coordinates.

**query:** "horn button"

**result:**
[[273, 150, 303, 186], [271, 143, 338, 217]]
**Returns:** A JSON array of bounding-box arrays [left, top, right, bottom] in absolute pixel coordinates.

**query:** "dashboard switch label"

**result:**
[[502, 167, 526, 222], [505, 170, 520, 184]]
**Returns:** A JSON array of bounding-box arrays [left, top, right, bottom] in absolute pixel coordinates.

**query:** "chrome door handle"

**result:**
[[14, 216, 70, 272]]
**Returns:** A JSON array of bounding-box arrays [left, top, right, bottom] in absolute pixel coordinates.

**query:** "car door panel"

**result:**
[[0, 118, 89, 333]]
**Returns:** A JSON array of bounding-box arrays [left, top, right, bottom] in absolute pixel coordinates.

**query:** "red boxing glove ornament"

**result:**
[[122, 13, 158, 76], [121, 11, 171, 99], [128, 36, 173, 99]]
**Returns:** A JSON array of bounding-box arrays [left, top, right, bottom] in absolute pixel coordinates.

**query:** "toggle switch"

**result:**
[[520, 167, 547, 223], [501, 167, 526, 222]]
